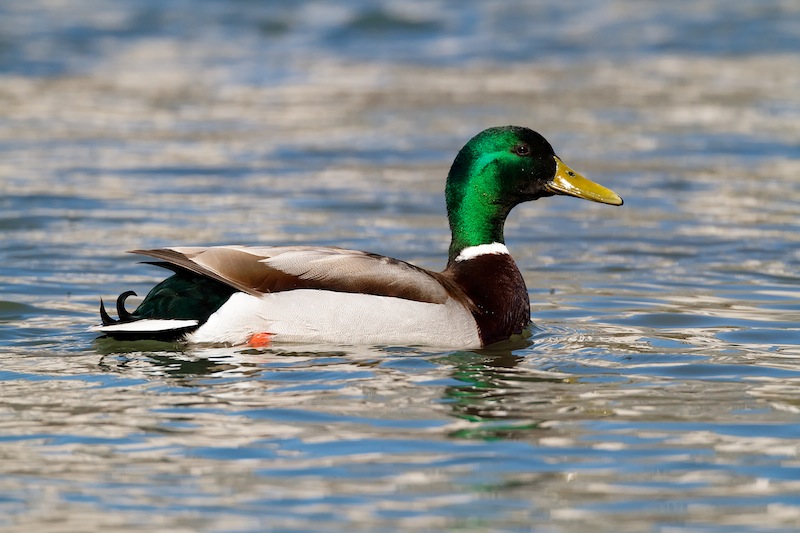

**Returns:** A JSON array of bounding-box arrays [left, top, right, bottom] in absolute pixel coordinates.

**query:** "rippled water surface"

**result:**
[[2, 1, 800, 531]]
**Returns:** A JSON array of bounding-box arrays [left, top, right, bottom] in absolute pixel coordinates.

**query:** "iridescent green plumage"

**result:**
[[131, 268, 236, 322], [445, 126, 558, 263]]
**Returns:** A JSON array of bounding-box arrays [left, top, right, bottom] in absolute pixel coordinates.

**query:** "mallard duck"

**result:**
[[92, 126, 622, 348]]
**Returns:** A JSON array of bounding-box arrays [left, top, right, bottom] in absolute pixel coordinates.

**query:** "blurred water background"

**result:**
[[1, 0, 800, 531]]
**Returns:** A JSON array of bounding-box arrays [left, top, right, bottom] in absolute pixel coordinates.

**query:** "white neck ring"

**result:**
[[455, 242, 510, 262]]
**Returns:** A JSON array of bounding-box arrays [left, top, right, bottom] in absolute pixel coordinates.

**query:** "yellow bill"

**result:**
[[545, 157, 623, 206]]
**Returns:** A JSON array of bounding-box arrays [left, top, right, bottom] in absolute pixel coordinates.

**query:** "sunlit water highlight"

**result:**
[[2, 0, 800, 531]]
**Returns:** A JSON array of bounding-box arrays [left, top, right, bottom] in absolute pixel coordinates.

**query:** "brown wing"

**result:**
[[130, 245, 465, 305]]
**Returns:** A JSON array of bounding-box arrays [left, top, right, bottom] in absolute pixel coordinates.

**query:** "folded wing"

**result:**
[[131, 245, 461, 305]]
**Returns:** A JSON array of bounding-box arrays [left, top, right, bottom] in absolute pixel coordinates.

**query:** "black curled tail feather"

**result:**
[[99, 291, 139, 325], [116, 291, 138, 322]]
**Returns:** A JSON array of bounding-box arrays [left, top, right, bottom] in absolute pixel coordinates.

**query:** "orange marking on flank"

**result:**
[[248, 332, 274, 347]]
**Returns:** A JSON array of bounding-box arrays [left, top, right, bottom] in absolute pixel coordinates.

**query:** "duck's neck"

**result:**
[[447, 204, 509, 264], [445, 155, 512, 265]]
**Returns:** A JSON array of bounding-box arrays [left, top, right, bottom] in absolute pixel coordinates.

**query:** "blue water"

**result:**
[[2, 0, 800, 531]]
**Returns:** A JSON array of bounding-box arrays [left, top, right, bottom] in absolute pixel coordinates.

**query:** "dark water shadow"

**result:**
[[434, 333, 573, 440]]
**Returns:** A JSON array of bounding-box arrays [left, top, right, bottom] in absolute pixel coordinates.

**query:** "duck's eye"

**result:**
[[513, 144, 531, 156]]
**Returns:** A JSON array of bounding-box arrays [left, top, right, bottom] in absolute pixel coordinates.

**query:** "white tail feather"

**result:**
[[90, 319, 199, 333]]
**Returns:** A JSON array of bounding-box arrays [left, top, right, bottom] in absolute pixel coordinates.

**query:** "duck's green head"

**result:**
[[446, 126, 622, 262]]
